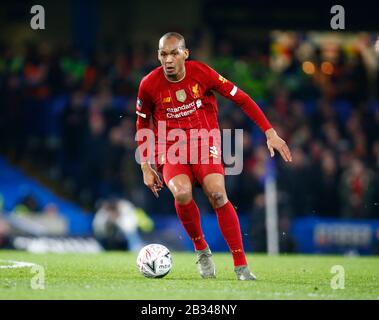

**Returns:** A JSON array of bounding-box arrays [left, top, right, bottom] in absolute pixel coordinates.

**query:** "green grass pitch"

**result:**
[[0, 250, 378, 300]]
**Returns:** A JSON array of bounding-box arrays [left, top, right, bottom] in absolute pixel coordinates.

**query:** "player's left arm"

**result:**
[[204, 64, 292, 162]]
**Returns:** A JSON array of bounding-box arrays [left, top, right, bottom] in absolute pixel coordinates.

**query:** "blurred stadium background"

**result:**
[[0, 0, 379, 256]]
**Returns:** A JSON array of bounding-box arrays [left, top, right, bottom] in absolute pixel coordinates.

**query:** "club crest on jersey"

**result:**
[[175, 89, 187, 102], [191, 83, 201, 98]]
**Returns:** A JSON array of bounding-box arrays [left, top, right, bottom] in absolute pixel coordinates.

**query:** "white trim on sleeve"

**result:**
[[136, 111, 147, 118], [230, 86, 238, 96]]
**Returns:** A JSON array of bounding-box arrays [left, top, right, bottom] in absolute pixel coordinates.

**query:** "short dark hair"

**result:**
[[159, 32, 186, 49]]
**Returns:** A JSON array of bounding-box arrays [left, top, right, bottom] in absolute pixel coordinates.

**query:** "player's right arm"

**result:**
[[136, 78, 163, 198]]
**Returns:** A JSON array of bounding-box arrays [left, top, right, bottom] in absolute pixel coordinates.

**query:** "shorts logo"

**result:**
[[136, 98, 143, 111], [175, 89, 187, 103], [209, 146, 219, 158], [191, 83, 201, 98]]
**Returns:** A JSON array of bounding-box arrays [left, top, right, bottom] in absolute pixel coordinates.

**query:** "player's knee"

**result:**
[[174, 189, 192, 205], [209, 192, 227, 208]]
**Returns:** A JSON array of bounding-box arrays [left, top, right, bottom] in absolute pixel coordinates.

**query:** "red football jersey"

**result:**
[[136, 60, 272, 163]]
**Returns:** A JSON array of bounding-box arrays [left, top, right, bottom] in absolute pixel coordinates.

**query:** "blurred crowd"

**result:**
[[0, 34, 379, 253]]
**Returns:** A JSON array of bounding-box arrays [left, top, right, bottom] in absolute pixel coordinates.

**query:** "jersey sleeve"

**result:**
[[136, 77, 154, 162], [201, 62, 273, 133], [136, 77, 154, 122]]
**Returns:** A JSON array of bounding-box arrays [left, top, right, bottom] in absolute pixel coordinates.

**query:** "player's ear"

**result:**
[[157, 50, 161, 63], [184, 49, 189, 60]]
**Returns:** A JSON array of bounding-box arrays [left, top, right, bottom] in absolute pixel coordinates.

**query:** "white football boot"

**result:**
[[196, 246, 216, 278], [234, 265, 257, 281]]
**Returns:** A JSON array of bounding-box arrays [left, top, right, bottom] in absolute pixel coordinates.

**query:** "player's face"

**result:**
[[158, 37, 189, 80]]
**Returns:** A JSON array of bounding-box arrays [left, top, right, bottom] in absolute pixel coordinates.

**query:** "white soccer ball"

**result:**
[[136, 244, 172, 278]]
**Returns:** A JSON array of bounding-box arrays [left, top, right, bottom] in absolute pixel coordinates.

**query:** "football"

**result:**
[[136, 244, 172, 278]]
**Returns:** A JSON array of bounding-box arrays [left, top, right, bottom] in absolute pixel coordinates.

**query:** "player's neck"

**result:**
[[164, 68, 186, 83]]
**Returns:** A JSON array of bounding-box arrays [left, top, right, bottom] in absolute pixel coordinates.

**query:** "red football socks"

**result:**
[[215, 201, 247, 266], [175, 199, 208, 251], [175, 199, 248, 266]]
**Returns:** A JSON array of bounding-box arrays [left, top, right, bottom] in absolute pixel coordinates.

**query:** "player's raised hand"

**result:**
[[265, 128, 292, 162], [141, 162, 164, 198]]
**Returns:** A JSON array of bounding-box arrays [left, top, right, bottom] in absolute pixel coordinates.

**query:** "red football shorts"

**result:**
[[156, 141, 224, 186], [161, 162, 225, 186]]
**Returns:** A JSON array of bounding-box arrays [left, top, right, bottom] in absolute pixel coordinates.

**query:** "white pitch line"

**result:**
[[0, 260, 37, 269]]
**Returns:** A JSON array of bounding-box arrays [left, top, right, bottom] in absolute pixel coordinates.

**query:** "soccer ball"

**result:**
[[136, 244, 172, 278]]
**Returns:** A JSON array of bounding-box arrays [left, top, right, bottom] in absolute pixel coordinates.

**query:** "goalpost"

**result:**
[[264, 158, 279, 255]]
